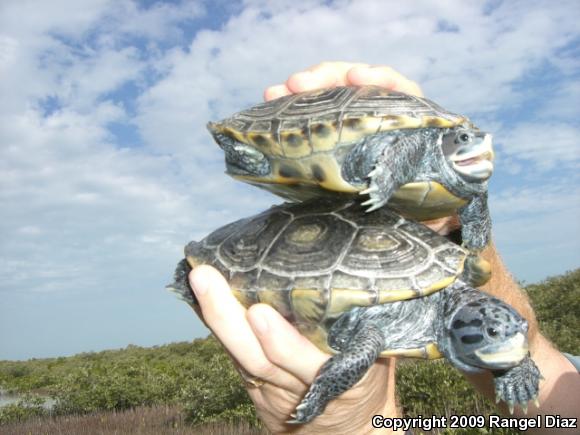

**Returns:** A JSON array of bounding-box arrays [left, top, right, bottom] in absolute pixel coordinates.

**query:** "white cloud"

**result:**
[[498, 123, 580, 171]]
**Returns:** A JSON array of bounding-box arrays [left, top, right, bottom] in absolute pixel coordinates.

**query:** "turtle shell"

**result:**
[[208, 86, 472, 218], [183, 198, 467, 354], [208, 86, 468, 157]]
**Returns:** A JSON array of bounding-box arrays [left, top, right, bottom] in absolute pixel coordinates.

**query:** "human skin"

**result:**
[[190, 62, 580, 434]]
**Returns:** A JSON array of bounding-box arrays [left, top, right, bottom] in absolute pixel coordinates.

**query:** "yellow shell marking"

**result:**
[[390, 182, 467, 220], [247, 132, 283, 156], [232, 173, 298, 185], [338, 116, 382, 144], [281, 130, 311, 158], [416, 274, 457, 297], [246, 131, 283, 156], [308, 155, 359, 192], [357, 232, 399, 251], [243, 156, 358, 193], [287, 224, 324, 243], [421, 115, 457, 128], [223, 126, 246, 144], [378, 115, 422, 131], [291, 288, 326, 323], [379, 343, 443, 359], [258, 289, 292, 319], [310, 121, 340, 152], [231, 288, 255, 309], [377, 288, 418, 304], [327, 288, 375, 317]]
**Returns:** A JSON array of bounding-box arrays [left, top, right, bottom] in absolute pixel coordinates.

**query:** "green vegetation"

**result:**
[[525, 268, 580, 354], [1, 268, 578, 432]]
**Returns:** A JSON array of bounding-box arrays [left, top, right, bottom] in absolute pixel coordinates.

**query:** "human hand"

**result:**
[[189, 265, 396, 434], [264, 61, 424, 101]]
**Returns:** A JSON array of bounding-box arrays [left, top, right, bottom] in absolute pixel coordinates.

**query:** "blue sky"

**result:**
[[0, 0, 578, 360]]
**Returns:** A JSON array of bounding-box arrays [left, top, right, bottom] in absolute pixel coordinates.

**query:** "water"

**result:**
[[0, 390, 55, 409], [0, 392, 22, 407]]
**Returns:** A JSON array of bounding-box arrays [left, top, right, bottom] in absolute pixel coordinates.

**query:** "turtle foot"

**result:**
[[494, 356, 541, 414], [461, 253, 491, 287], [287, 322, 383, 424], [361, 165, 392, 212]]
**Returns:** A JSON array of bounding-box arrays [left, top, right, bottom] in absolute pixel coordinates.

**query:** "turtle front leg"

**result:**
[[493, 356, 541, 414], [288, 325, 384, 424], [458, 193, 492, 286], [361, 132, 425, 212]]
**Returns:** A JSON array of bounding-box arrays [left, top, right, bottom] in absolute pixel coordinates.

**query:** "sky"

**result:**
[[0, 0, 578, 360]]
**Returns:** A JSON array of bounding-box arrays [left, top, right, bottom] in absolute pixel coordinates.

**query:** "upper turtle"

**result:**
[[208, 86, 494, 286], [208, 85, 491, 213]]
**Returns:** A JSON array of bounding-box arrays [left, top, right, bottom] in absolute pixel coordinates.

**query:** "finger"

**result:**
[[286, 61, 370, 93], [286, 70, 336, 93], [190, 266, 306, 393], [264, 84, 292, 101], [247, 303, 329, 384], [347, 65, 424, 97], [421, 215, 461, 235]]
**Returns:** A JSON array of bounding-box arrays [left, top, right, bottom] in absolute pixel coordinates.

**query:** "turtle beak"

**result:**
[[450, 133, 494, 182], [473, 332, 528, 369]]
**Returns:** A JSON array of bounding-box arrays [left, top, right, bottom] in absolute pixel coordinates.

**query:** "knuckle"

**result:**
[[252, 360, 279, 380]]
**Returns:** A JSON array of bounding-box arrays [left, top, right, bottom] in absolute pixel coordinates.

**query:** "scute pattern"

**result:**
[[208, 86, 468, 159], [185, 199, 468, 345]]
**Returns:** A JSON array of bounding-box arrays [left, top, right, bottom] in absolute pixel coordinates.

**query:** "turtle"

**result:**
[[207, 85, 494, 286], [168, 198, 540, 424]]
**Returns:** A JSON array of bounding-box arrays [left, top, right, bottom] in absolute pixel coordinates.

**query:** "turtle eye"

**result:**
[[487, 327, 498, 337], [457, 132, 471, 144]]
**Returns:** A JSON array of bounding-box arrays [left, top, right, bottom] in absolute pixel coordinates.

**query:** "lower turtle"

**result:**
[[168, 198, 540, 423]]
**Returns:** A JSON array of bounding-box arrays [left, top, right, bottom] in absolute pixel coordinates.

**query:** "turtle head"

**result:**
[[441, 127, 494, 182], [207, 126, 271, 178], [447, 296, 528, 371]]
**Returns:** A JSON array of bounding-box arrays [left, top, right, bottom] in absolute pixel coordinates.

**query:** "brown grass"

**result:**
[[0, 405, 270, 435]]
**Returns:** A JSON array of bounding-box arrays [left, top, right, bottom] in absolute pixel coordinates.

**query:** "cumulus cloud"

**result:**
[[499, 123, 580, 171]]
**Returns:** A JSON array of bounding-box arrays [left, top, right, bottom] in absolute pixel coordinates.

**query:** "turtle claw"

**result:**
[[361, 185, 387, 212], [363, 164, 395, 213], [360, 185, 379, 195], [521, 402, 528, 415], [507, 401, 515, 415], [290, 396, 323, 424], [366, 201, 385, 213], [367, 167, 381, 179], [493, 357, 541, 415], [286, 412, 298, 424]]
